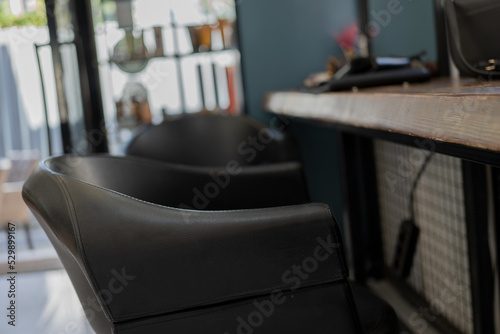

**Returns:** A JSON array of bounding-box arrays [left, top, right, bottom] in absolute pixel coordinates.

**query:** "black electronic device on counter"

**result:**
[[304, 66, 431, 94]]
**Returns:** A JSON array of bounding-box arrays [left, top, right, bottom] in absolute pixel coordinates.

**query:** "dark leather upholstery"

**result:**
[[124, 114, 399, 333], [124, 114, 299, 167], [24, 155, 364, 334]]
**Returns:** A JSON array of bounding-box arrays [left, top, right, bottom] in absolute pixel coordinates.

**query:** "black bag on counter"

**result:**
[[444, 0, 500, 78]]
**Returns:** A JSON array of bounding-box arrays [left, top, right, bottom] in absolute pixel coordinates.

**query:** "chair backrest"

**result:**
[[124, 114, 299, 166], [23, 155, 361, 334]]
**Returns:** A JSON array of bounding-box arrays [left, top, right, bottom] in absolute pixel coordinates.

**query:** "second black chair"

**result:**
[[125, 114, 299, 167]]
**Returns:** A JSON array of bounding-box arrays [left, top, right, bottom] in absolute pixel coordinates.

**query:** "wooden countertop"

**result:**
[[263, 78, 500, 153]]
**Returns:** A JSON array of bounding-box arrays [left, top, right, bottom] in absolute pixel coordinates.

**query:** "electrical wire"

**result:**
[[409, 151, 435, 221]]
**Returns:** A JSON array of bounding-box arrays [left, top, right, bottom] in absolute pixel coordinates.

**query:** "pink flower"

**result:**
[[334, 23, 359, 51]]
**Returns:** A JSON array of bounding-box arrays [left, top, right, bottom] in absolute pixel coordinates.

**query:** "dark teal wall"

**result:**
[[367, 0, 437, 61], [236, 0, 439, 230], [236, 0, 358, 228], [237, 0, 358, 122]]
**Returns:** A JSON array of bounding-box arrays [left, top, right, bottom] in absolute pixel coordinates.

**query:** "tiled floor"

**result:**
[[0, 269, 94, 334]]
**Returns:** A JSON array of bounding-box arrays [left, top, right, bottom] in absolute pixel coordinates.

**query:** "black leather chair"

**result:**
[[124, 114, 310, 210], [124, 114, 299, 167], [23, 155, 398, 333]]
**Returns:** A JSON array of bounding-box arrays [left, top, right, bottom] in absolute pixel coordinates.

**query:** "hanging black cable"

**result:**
[[393, 150, 435, 279], [409, 151, 436, 220]]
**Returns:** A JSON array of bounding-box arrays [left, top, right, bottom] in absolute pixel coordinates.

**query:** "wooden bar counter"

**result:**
[[264, 78, 500, 334], [263, 78, 500, 165]]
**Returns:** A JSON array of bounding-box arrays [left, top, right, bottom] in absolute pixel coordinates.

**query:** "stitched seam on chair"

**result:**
[[23, 191, 84, 271], [55, 176, 115, 321], [114, 281, 346, 331], [23, 175, 82, 263], [111, 276, 346, 322]]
